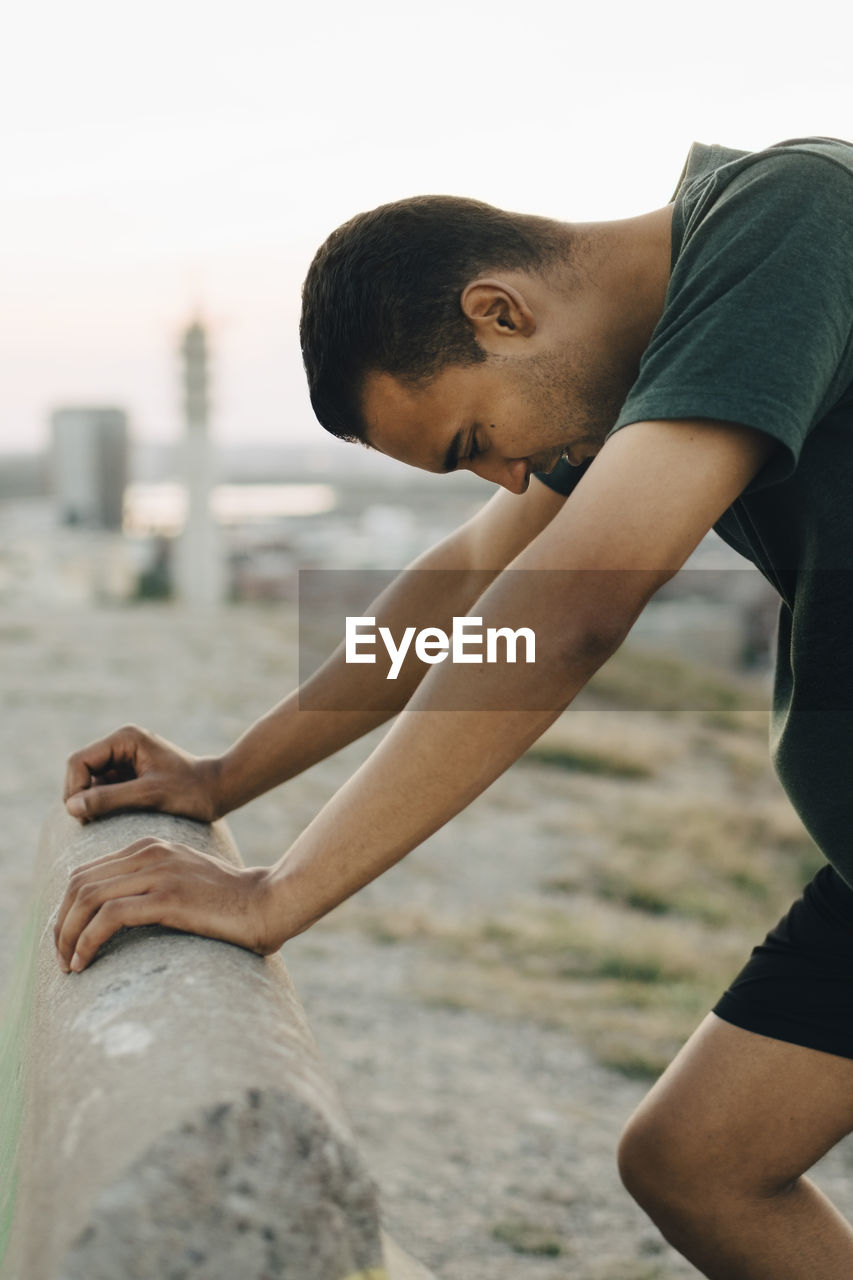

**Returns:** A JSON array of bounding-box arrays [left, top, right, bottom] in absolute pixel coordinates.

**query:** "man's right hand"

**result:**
[[64, 725, 223, 824]]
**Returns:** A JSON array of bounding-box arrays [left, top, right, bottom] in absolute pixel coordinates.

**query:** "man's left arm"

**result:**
[[55, 419, 775, 971]]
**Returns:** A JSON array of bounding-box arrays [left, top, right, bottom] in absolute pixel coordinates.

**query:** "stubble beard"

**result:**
[[519, 343, 636, 456]]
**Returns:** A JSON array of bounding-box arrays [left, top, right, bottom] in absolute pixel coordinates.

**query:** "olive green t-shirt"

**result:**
[[536, 137, 853, 884]]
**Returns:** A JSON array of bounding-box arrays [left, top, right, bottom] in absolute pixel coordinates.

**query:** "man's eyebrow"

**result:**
[[442, 428, 465, 473]]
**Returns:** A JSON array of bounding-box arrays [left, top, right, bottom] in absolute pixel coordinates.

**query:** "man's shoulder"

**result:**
[[611, 137, 853, 493], [670, 136, 853, 273], [763, 136, 853, 175], [676, 136, 853, 214]]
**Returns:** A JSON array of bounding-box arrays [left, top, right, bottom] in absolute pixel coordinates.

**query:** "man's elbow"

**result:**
[[554, 583, 665, 681], [557, 619, 628, 679]]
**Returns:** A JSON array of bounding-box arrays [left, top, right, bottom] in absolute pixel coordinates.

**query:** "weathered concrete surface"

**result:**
[[2, 807, 435, 1280]]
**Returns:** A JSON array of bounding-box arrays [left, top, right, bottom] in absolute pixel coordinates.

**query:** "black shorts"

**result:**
[[713, 864, 853, 1060]]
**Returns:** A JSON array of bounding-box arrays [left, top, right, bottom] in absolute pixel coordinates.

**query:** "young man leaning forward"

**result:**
[[57, 136, 853, 1278]]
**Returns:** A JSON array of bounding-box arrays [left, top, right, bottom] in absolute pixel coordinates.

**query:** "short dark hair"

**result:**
[[299, 195, 565, 442]]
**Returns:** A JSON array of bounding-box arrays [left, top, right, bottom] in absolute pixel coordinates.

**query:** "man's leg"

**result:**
[[618, 1013, 853, 1279]]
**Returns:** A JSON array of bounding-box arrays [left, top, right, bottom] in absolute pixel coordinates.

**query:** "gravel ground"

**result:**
[[3, 604, 853, 1279]]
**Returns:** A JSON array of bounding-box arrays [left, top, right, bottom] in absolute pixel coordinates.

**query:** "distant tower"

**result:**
[[51, 407, 129, 529], [175, 317, 224, 606]]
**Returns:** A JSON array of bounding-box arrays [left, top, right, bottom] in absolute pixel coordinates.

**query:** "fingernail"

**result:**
[[67, 796, 86, 818], [70, 953, 82, 972]]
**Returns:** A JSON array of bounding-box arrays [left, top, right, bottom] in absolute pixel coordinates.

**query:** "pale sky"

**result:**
[[2, 0, 851, 451]]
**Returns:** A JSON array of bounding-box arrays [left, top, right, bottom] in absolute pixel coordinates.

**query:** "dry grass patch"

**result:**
[[591, 1263, 671, 1280], [691, 724, 774, 785], [346, 898, 749, 1078], [572, 793, 823, 928], [524, 711, 673, 780], [491, 1220, 568, 1258], [584, 643, 769, 726]]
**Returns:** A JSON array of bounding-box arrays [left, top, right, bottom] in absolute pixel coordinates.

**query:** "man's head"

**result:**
[[300, 194, 670, 492], [299, 195, 566, 440]]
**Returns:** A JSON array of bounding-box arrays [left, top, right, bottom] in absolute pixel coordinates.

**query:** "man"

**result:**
[[56, 137, 853, 1278]]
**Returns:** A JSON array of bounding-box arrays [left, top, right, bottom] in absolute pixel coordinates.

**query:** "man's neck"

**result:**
[[569, 205, 673, 361]]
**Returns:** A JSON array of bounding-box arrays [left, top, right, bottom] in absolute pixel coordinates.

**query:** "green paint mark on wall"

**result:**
[[0, 899, 40, 1272]]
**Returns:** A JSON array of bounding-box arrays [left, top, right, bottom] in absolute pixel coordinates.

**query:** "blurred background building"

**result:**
[[50, 407, 128, 530]]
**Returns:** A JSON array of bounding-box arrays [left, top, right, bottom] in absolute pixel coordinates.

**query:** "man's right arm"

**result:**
[[64, 479, 567, 821]]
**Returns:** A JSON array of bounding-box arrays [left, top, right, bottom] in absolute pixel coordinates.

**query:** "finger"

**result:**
[[63, 725, 146, 802], [66, 777, 161, 822], [64, 736, 121, 802], [67, 894, 168, 973], [73, 837, 163, 874], [54, 845, 164, 960], [55, 870, 162, 969]]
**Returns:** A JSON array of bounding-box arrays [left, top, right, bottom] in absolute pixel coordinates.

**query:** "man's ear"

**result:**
[[460, 278, 537, 350]]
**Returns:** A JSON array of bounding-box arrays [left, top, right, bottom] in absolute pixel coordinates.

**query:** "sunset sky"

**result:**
[[2, 0, 850, 452]]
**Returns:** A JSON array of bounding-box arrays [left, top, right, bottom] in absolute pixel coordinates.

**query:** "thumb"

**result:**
[[66, 778, 156, 822]]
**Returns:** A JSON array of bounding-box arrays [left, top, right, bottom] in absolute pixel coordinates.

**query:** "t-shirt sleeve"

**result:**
[[609, 151, 853, 490]]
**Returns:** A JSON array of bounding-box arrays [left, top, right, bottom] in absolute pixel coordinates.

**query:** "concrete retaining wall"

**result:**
[[0, 807, 434, 1280]]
